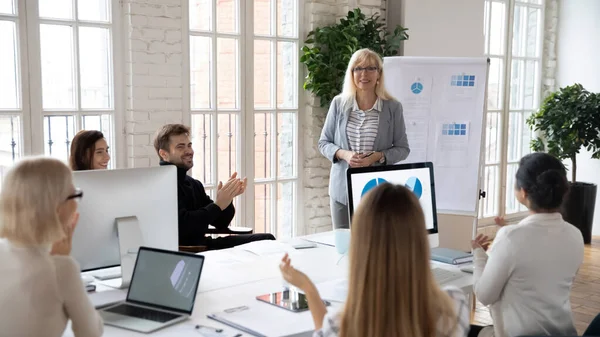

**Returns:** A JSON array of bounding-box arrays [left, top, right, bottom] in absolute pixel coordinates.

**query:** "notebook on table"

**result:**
[[431, 247, 473, 265], [98, 246, 205, 333]]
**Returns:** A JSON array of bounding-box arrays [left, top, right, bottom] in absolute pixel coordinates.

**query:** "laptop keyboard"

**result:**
[[106, 304, 180, 323]]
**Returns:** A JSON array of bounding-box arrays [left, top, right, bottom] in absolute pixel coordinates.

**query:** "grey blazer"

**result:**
[[318, 95, 410, 205]]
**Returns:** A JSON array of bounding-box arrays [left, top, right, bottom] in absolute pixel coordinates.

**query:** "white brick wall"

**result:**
[[124, 0, 184, 168], [542, 0, 559, 98]]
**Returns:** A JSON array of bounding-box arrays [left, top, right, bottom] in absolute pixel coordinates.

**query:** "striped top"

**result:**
[[314, 286, 469, 337], [346, 98, 382, 153]]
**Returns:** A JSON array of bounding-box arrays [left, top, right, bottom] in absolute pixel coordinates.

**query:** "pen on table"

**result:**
[[195, 324, 224, 333]]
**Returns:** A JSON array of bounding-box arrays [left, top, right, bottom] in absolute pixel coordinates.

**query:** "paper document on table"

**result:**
[[131, 322, 239, 337], [304, 232, 335, 247], [208, 303, 320, 337], [201, 249, 257, 266], [435, 122, 470, 168], [96, 278, 126, 289], [88, 289, 126, 309], [316, 278, 348, 303], [199, 258, 279, 292], [235, 240, 296, 256]]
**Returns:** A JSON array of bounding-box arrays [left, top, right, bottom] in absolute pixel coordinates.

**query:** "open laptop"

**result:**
[[99, 246, 205, 333]]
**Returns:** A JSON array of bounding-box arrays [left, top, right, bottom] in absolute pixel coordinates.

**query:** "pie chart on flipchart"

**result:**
[[411, 82, 423, 94]]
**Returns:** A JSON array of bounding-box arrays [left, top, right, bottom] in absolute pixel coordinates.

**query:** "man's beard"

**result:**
[[177, 158, 193, 170]]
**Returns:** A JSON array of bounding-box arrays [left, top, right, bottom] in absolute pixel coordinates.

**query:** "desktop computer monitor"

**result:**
[[346, 162, 439, 247], [71, 166, 179, 272]]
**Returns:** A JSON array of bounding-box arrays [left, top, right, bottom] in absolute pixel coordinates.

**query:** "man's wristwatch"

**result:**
[[378, 152, 386, 164]]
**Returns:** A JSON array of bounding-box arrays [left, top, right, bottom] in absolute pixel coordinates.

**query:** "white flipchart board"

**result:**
[[383, 57, 488, 217]]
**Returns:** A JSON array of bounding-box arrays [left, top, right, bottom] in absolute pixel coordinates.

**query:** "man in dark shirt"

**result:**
[[154, 124, 275, 249]]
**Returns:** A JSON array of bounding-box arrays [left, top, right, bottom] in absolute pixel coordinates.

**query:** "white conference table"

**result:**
[[66, 231, 474, 337]]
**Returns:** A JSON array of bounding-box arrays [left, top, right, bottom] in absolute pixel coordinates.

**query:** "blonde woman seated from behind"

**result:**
[[279, 183, 470, 337], [0, 157, 103, 337]]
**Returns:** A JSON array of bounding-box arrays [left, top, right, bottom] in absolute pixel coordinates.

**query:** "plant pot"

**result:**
[[560, 182, 597, 244]]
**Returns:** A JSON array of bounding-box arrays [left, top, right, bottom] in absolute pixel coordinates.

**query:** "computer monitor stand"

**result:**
[[428, 233, 439, 250], [115, 216, 143, 289]]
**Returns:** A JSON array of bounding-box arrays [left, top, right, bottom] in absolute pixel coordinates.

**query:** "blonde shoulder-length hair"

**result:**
[[338, 183, 458, 337], [340, 48, 396, 108], [0, 156, 73, 245]]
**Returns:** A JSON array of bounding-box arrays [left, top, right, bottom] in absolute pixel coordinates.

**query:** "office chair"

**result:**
[[584, 313, 600, 336], [178, 225, 254, 253]]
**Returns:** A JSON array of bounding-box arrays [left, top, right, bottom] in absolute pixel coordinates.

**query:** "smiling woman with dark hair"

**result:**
[[69, 130, 110, 171]]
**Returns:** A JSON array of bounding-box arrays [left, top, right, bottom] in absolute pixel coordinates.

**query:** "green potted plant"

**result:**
[[527, 83, 600, 244], [300, 8, 409, 107]]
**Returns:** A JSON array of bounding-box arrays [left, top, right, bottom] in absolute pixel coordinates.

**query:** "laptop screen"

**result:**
[[127, 247, 205, 314], [347, 162, 438, 233]]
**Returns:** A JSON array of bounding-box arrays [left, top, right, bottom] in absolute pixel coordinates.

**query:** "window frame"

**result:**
[[183, 0, 303, 237], [0, 0, 32, 158], [480, 0, 545, 224], [0, 0, 124, 168]]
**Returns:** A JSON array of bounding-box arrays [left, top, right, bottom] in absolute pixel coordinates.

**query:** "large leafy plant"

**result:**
[[527, 83, 600, 182], [300, 8, 409, 107]]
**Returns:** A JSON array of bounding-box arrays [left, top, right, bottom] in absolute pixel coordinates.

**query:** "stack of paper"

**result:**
[[208, 303, 316, 337], [303, 233, 335, 247], [315, 278, 348, 303], [88, 289, 126, 309], [235, 241, 296, 256]]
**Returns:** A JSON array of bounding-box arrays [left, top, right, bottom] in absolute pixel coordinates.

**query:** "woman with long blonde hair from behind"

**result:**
[[280, 183, 469, 337]]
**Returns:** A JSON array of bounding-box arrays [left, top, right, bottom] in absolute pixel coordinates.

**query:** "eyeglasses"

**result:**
[[66, 188, 84, 201], [352, 66, 379, 73]]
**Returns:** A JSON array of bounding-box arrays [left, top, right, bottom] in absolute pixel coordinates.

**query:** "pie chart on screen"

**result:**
[[405, 176, 423, 199], [361, 178, 387, 197]]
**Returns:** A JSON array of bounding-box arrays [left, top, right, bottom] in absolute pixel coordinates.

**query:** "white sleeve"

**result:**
[[473, 228, 515, 306], [443, 287, 470, 337], [54, 256, 104, 337], [313, 311, 340, 337]]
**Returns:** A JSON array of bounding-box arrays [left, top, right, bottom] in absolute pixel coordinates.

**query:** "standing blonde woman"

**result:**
[[318, 48, 410, 230], [279, 183, 469, 337], [0, 157, 103, 337]]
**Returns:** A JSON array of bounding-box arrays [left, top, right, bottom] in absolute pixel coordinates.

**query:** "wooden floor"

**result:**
[[472, 236, 600, 334]]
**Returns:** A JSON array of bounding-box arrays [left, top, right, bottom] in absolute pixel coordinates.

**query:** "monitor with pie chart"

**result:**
[[346, 162, 438, 234]]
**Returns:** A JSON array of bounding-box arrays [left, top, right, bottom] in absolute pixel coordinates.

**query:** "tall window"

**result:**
[[0, 0, 24, 181], [481, 0, 544, 221], [0, 0, 117, 181], [188, 0, 299, 237]]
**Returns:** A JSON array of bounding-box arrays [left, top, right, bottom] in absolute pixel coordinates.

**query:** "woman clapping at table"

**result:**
[[279, 183, 469, 337]]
